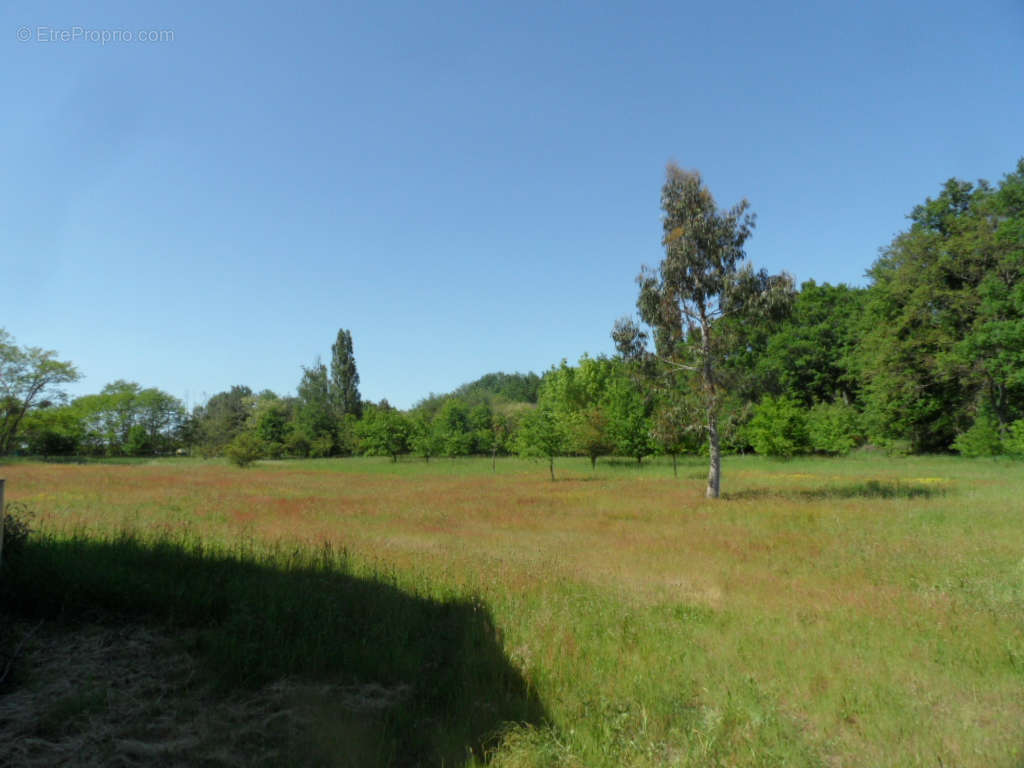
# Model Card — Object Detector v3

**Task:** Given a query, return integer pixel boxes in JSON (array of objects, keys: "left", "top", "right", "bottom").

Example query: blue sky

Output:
[{"left": 3, "top": 0, "right": 1022, "bottom": 409}]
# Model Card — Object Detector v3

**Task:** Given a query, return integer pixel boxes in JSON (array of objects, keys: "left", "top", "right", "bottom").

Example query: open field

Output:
[{"left": 2, "top": 454, "right": 1024, "bottom": 766}]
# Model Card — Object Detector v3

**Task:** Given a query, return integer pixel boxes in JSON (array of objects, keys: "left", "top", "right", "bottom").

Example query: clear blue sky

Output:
[{"left": 4, "top": 0, "right": 1022, "bottom": 409}]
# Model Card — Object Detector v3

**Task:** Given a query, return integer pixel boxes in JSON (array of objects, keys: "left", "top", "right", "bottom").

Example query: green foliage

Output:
[
  {"left": 516, "top": 402, "right": 566, "bottom": 479},
  {"left": 192, "top": 385, "right": 253, "bottom": 455},
  {"left": 224, "top": 431, "right": 264, "bottom": 467},
  {"left": 329, "top": 328, "right": 362, "bottom": 419},
  {"left": 408, "top": 410, "right": 442, "bottom": 461},
  {"left": 436, "top": 398, "right": 473, "bottom": 458},
  {"left": 568, "top": 407, "right": 615, "bottom": 468},
  {"left": 859, "top": 160, "right": 1024, "bottom": 450},
  {"left": 125, "top": 424, "right": 153, "bottom": 456},
  {"left": 250, "top": 393, "right": 292, "bottom": 446},
  {"left": 414, "top": 372, "right": 541, "bottom": 415},
  {"left": 746, "top": 397, "right": 810, "bottom": 457},
  {"left": 73, "top": 381, "right": 186, "bottom": 456},
  {"left": 0, "top": 329, "right": 81, "bottom": 455},
  {"left": 628, "top": 164, "right": 794, "bottom": 496},
  {"left": 309, "top": 434, "right": 335, "bottom": 459},
  {"left": 2, "top": 500, "right": 34, "bottom": 562},
  {"left": 605, "top": 369, "right": 652, "bottom": 464},
  {"left": 1003, "top": 419, "right": 1024, "bottom": 457},
  {"left": 21, "top": 405, "right": 84, "bottom": 456},
  {"left": 357, "top": 404, "right": 410, "bottom": 461},
  {"left": 952, "top": 412, "right": 1004, "bottom": 457},
  {"left": 806, "top": 401, "right": 861, "bottom": 455},
  {"left": 750, "top": 281, "right": 866, "bottom": 406},
  {"left": 296, "top": 360, "right": 335, "bottom": 450},
  {"left": 284, "top": 430, "right": 312, "bottom": 458}
]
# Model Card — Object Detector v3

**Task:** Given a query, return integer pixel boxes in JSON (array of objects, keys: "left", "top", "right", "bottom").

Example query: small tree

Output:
[
  {"left": 570, "top": 407, "right": 615, "bottom": 470},
  {"left": 409, "top": 410, "right": 442, "bottom": 462},
  {"left": 516, "top": 402, "right": 566, "bottom": 481},
  {"left": 651, "top": 399, "right": 695, "bottom": 477},
  {"left": 624, "top": 164, "right": 793, "bottom": 497},
  {"left": 225, "top": 431, "right": 264, "bottom": 467}
]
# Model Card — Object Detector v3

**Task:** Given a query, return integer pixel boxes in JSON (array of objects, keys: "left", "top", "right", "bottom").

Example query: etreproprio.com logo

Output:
[{"left": 17, "top": 25, "right": 175, "bottom": 44}]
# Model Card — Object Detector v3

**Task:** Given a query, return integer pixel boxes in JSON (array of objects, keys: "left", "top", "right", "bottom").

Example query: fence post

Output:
[{"left": 0, "top": 478, "right": 5, "bottom": 571}]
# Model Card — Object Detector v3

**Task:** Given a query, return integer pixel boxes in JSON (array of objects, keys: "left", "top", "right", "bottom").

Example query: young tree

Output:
[
  {"left": 516, "top": 401, "right": 567, "bottom": 481},
  {"left": 0, "top": 329, "right": 81, "bottom": 454},
  {"left": 409, "top": 409, "right": 442, "bottom": 462},
  {"left": 650, "top": 397, "right": 694, "bottom": 477},
  {"left": 605, "top": 366, "right": 653, "bottom": 466},
  {"left": 330, "top": 329, "right": 362, "bottom": 419},
  {"left": 625, "top": 164, "right": 793, "bottom": 497}
]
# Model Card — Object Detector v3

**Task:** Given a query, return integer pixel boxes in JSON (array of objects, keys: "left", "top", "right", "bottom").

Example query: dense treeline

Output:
[{"left": 3, "top": 160, "right": 1023, "bottom": 464}]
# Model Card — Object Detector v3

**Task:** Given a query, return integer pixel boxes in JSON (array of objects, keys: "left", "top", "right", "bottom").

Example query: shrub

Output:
[
  {"left": 224, "top": 432, "right": 264, "bottom": 467},
  {"left": 746, "top": 396, "right": 810, "bottom": 457},
  {"left": 1004, "top": 419, "right": 1024, "bottom": 457},
  {"left": 309, "top": 435, "right": 335, "bottom": 459},
  {"left": 807, "top": 401, "right": 861, "bottom": 455},
  {"left": 952, "top": 412, "right": 1003, "bottom": 457},
  {"left": 284, "top": 431, "right": 311, "bottom": 458},
  {"left": 2, "top": 501, "right": 34, "bottom": 562}
]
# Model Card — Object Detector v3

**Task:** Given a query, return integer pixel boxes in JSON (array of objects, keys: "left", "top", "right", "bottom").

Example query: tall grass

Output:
[
  {"left": 2, "top": 529, "right": 544, "bottom": 766},
  {"left": 3, "top": 454, "right": 1024, "bottom": 766}
]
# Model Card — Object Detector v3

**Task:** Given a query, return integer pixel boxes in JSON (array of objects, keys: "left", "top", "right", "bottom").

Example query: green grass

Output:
[{"left": 3, "top": 453, "right": 1024, "bottom": 766}]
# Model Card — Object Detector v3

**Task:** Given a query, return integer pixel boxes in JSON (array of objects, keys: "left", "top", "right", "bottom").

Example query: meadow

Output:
[{"left": 2, "top": 453, "right": 1023, "bottom": 767}]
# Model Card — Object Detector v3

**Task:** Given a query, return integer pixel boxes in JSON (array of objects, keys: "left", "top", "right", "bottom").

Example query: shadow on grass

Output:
[
  {"left": 1, "top": 534, "right": 547, "bottom": 766},
  {"left": 726, "top": 479, "right": 948, "bottom": 501}
]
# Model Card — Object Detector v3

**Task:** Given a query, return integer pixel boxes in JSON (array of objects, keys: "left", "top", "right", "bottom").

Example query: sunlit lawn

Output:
[{"left": 4, "top": 453, "right": 1023, "bottom": 766}]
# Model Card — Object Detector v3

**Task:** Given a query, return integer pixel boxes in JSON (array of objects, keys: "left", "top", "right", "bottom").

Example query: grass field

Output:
[{"left": 2, "top": 454, "right": 1023, "bottom": 766}]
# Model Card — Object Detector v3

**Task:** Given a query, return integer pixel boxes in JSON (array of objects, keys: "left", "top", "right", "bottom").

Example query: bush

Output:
[
  {"left": 284, "top": 431, "right": 311, "bottom": 458},
  {"left": 2, "top": 501, "right": 34, "bottom": 563},
  {"left": 952, "top": 412, "right": 1003, "bottom": 457},
  {"left": 807, "top": 401, "right": 861, "bottom": 455},
  {"left": 224, "top": 432, "right": 264, "bottom": 467},
  {"left": 746, "top": 397, "right": 810, "bottom": 457},
  {"left": 309, "top": 435, "right": 334, "bottom": 459},
  {"left": 1004, "top": 419, "right": 1024, "bottom": 457}
]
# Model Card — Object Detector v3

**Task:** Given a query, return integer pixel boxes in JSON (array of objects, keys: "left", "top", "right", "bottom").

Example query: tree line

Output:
[{"left": 3, "top": 159, "right": 1023, "bottom": 482}]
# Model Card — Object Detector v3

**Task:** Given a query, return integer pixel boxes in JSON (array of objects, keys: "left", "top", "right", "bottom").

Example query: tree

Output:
[
  {"left": 193, "top": 385, "right": 253, "bottom": 455},
  {"left": 0, "top": 329, "right": 81, "bottom": 455},
  {"left": 650, "top": 397, "right": 695, "bottom": 477},
  {"left": 749, "top": 281, "right": 866, "bottom": 406},
  {"left": 858, "top": 160, "right": 1024, "bottom": 450},
  {"left": 516, "top": 401, "right": 567, "bottom": 481},
  {"left": 72, "top": 382, "right": 186, "bottom": 456},
  {"left": 624, "top": 164, "right": 793, "bottom": 497},
  {"left": 358, "top": 403, "right": 409, "bottom": 462},
  {"left": 21, "top": 403, "right": 84, "bottom": 456},
  {"left": 330, "top": 329, "right": 362, "bottom": 419},
  {"left": 436, "top": 398, "right": 473, "bottom": 458},
  {"left": 541, "top": 356, "right": 618, "bottom": 469},
  {"left": 296, "top": 359, "right": 335, "bottom": 452},
  {"left": 605, "top": 365, "right": 653, "bottom": 465},
  {"left": 409, "top": 409, "right": 442, "bottom": 462}
]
